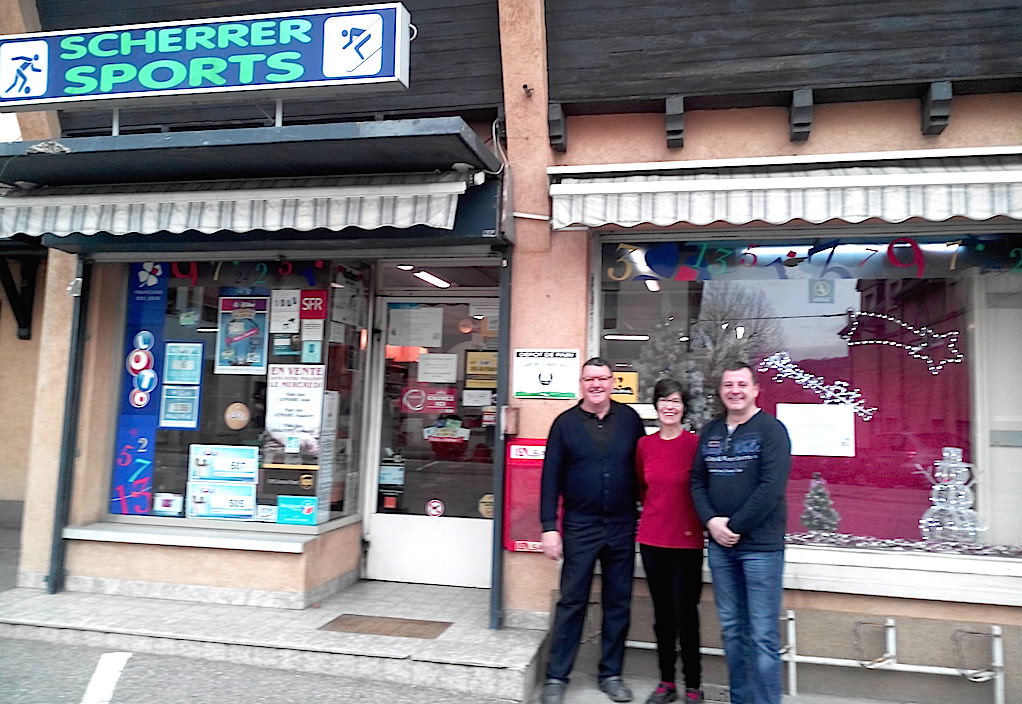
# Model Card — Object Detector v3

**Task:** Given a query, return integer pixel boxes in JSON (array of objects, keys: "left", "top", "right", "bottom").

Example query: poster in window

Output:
[
  {"left": 159, "top": 385, "right": 201, "bottom": 429},
  {"left": 185, "top": 480, "right": 257, "bottom": 520},
  {"left": 215, "top": 297, "right": 269, "bottom": 375},
  {"left": 270, "top": 289, "right": 300, "bottom": 333},
  {"left": 263, "top": 364, "right": 325, "bottom": 469},
  {"left": 387, "top": 305, "right": 443, "bottom": 347},
  {"left": 163, "top": 342, "right": 203, "bottom": 385}
]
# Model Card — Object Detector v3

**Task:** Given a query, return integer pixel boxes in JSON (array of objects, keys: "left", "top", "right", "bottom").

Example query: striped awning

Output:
[
  {"left": 0, "top": 171, "right": 471, "bottom": 237},
  {"left": 549, "top": 153, "right": 1022, "bottom": 230}
]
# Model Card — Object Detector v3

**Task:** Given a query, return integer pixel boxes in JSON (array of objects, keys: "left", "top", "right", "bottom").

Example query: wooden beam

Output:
[
  {"left": 548, "top": 103, "right": 567, "bottom": 152},
  {"left": 665, "top": 96, "right": 685, "bottom": 149},
  {"left": 790, "top": 88, "right": 813, "bottom": 142},
  {"left": 922, "top": 81, "right": 952, "bottom": 135}
]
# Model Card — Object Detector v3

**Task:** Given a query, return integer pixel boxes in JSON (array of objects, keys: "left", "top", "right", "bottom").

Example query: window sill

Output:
[
  {"left": 783, "top": 545, "right": 1022, "bottom": 606},
  {"left": 62, "top": 519, "right": 359, "bottom": 554}
]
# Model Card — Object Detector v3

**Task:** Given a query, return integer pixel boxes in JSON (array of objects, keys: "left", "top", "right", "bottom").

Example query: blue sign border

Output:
[{"left": 0, "top": 3, "right": 409, "bottom": 111}]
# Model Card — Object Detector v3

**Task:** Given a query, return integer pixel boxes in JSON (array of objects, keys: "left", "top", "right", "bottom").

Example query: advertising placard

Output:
[
  {"left": 188, "top": 444, "right": 260, "bottom": 482},
  {"left": 159, "top": 385, "right": 201, "bottom": 429},
  {"left": 400, "top": 386, "right": 457, "bottom": 414},
  {"left": 276, "top": 495, "right": 319, "bottom": 525},
  {"left": 186, "top": 480, "right": 257, "bottom": 520},
  {"left": 110, "top": 262, "right": 168, "bottom": 515},
  {"left": 263, "top": 364, "right": 325, "bottom": 468},
  {"left": 163, "top": 342, "right": 203, "bottom": 385},
  {"left": 503, "top": 438, "right": 546, "bottom": 552},
  {"left": 215, "top": 296, "right": 268, "bottom": 375},
  {"left": 465, "top": 350, "right": 498, "bottom": 376},
  {"left": 0, "top": 4, "right": 411, "bottom": 112}
]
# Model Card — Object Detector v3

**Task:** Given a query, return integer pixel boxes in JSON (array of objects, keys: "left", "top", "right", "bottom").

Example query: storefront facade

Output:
[{"left": 1, "top": 0, "right": 1020, "bottom": 700}]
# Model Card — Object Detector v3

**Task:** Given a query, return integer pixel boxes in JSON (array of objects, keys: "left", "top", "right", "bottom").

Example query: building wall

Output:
[
  {"left": 0, "top": 0, "right": 61, "bottom": 505},
  {"left": 0, "top": 259, "right": 43, "bottom": 501}
]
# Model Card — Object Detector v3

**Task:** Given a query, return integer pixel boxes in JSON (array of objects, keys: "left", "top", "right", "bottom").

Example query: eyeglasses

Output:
[
  {"left": 580, "top": 375, "right": 614, "bottom": 383},
  {"left": 656, "top": 398, "right": 683, "bottom": 406}
]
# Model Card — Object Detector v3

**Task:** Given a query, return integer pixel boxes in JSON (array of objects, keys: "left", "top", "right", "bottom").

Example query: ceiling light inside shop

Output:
[
  {"left": 396, "top": 264, "right": 414, "bottom": 271},
  {"left": 604, "top": 334, "right": 650, "bottom": 341},
  {"left": 644, "top": 279, "right": 661, "bottom": 292},
  {"left": 414, "top": 270, "right": 452, "bottom": 288}
]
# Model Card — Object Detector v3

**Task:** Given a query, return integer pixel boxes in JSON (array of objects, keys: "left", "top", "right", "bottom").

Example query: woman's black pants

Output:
[{"left": 639, "top": 543, "right": 704, "bottom": 688}]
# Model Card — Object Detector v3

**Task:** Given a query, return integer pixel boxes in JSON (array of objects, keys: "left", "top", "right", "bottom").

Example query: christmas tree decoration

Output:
[
  {"left": 801, "top": 472, "right": 840, "bottom": 532},
  {"left": 758, "top": 351, "right": 877, "bottom": 421},
  {"left": 917, "top": 447, "right": 986, "bottom": 543},
  {"left": 838, "top": 310, "right": 964, "bottom": 375}
]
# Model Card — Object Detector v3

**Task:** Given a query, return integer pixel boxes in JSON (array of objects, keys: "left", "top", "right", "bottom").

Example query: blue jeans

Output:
[{"left": 707, "top": 543, "right": 784, "bottom": 704}]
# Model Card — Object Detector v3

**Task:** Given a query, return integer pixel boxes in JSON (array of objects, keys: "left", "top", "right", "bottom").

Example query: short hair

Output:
[
  {"left": 719, "top": 360, "right": 759, "bottom": 385},
  {"left": 581, "top": 356, "right": 612, "bottom": 373},
  {"left": 652, "top": 377, "right": 688, "bottom": 405}
]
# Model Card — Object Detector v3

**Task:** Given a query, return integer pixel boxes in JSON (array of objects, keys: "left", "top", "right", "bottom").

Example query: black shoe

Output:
[
  {"left": 599, "top": 676, "right": 633, "bottom": 702},
  {"left": 541, "top": 678, "right": 567, "bottom": 704}
]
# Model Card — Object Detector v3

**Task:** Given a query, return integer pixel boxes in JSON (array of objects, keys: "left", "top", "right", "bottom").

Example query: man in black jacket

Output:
[
  {"left": 539, "top": 357, "right": 646, "bottom": 704},
  {"left": 690, "top": 361, "right": 791, "bottom": 704}
]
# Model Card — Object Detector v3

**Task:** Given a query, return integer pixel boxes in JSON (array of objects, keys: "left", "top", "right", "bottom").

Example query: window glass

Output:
[
  {"left": 110, "top": 259, "right": 370, "bottom": 526},
  {"left": 601, "top": 236, "right": 1022, "bottom": 556}
]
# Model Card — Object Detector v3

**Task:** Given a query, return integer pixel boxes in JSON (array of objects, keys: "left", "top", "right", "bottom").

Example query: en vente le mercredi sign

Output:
[{"left": 0, "top": 3, "right": 410, "bottom": 111}]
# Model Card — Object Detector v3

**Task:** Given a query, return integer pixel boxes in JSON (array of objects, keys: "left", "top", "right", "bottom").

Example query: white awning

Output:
[
  {"left": 549, "top": 153, "right": 1022, "bottom": 230},
  {"left": 0, "top": 171, "right": 470, "bottom": 237}
]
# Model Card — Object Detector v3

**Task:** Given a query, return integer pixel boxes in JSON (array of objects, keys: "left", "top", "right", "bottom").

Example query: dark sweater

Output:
[
  {"left": 540, "top": 400, "right": 646, "bottom": 532},
  {"left": 690, "top": 409, "right": 792, "bottom": 551}
]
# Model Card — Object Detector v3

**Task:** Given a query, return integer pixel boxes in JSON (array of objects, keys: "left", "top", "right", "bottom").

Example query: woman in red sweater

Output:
[{"left": 636, "top": 378, "right": 705, "bottom": 704}]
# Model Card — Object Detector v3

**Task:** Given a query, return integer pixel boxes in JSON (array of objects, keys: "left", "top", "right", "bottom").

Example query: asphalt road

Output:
[{"left": 0, "top": 638, "right": 513, "bottom": 704}]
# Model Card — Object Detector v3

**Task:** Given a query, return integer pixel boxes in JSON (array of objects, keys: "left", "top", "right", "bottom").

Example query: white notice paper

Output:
[
  {"left": 417, "top": 353, "right": 458, "bottom": 383},
  {"left": 270, "top": 290, "right": 300, "bottom": 333},
  {"left": 387, "top": 306, "right": 443, "bottom": 347},
  {"left": 775, "top": 403, "right": 855, "bottom": 457},
  {"left": 462, "top": 389, "right": 494, "bottom": 407}
]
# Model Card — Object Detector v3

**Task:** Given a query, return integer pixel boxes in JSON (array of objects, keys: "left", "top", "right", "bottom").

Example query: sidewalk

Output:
[{"left": 0, "top": 523, "right": 909, "bottom": 704}]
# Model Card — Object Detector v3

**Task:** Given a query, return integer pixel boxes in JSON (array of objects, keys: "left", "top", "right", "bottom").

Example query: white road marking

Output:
[{"left": 80, "top": 651, "right": 132, "bottom": 704}]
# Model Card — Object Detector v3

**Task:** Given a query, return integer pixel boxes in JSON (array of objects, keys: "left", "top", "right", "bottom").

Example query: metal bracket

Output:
[
  {"left": 548, "top": 102, "right": 567, "bottom": 153},
  {"left": 665, "top": 96, "right": 685, "bottom": 149},
  {"left": 0, "top": 256, "right": 39, "bottom": 339},
  {"left": 790, "top": 88, "right": 813, "bottom": 142},
  {"left": 922, "top": 81, "right": 952, "bottom": 135}
]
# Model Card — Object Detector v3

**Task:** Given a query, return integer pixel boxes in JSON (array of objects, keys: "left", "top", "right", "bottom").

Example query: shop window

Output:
[
  {"left": 110, "top": 259, "right": 370, "bottom": 526},
  {"left": 601, "top": 236, "right": 1022, "bottom": 556}
]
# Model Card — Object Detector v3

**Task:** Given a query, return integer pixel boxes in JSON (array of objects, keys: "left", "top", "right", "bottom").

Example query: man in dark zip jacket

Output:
[
  {"left": 690, "top": 361, "right": 791, "bottom": 704},
  {"left": 539, "top": 357, "right": 646, "bottom": 704}
]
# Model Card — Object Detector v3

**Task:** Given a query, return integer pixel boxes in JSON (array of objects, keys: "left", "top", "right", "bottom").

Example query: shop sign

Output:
[
  {"left": 512, "top": 349, "right": 580, "bottom": 399},
  {"left": 110, "top": 262, "right": 168, "bottom": 515},
  {"left": 400, "top": 386, "right": 458, "bottom": 414},
  {"left": 0, "top": 4, "right": 410, "bottom": 111}
]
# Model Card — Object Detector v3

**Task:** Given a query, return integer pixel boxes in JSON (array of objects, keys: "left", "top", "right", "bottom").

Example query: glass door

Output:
[{"left": 365, "top": 298, "right": 499, "bottom": 587}]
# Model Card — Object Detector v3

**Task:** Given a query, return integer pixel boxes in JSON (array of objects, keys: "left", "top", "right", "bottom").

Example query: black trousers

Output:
[
  {"left": 546, "top": 521, "right": 636, "bottom": 682},
  {"left": 639, "top": 543, "right": 704, "bottom": 689}
]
